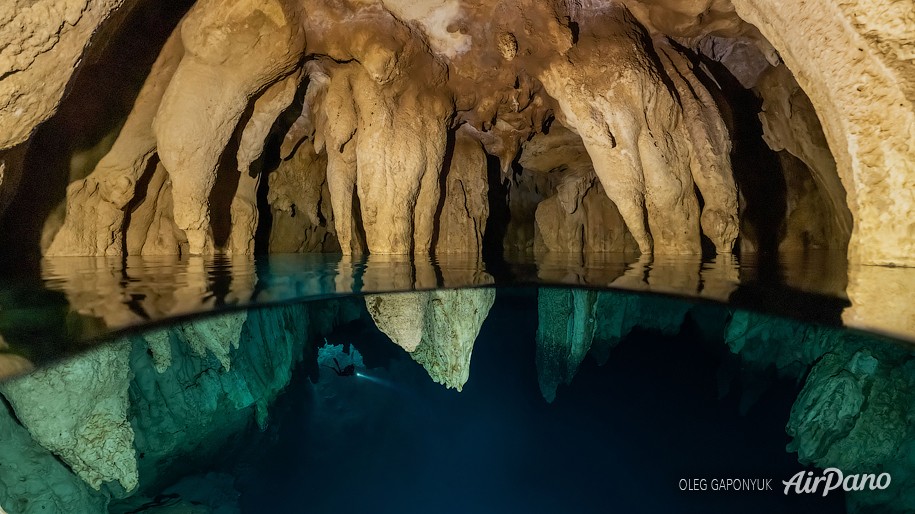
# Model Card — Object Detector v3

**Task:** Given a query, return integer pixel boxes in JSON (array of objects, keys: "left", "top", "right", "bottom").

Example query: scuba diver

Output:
[{"left": 324, "top": 358, "right": 356, "bottom": 377}]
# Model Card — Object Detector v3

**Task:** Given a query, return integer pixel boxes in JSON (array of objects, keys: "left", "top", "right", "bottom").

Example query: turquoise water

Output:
[{"left": 0, "top": 253, "right": 913, "bottom": 513}]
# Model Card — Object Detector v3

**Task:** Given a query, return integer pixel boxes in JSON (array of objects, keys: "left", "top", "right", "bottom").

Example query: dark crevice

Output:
[
  {"left": 121, "top": 155, "right": 160, "bottom": 257},
  {"left": 430, "top": 129, "right": 457, "bottom": 256},
  {"left": 696, "top": 55, "right": 787, "bottom": 265},
  {"left": 481, "top": 153, "right": 513, "bottom": 280}
]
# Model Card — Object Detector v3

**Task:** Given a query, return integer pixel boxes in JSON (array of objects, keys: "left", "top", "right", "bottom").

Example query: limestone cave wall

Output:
[{"left": 1, "top": 0, "right": 912, "bottom": 265}]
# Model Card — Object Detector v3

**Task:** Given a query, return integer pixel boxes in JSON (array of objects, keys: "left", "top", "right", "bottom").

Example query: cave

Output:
[
  {"left": 1, "top": 1, "right": 915, "bottom": 513},
  {"left": 5, "top": 0, "right": 907, "bottom": 268}
]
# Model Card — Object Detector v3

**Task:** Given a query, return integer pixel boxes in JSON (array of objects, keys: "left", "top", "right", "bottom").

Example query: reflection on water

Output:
[
  {"left": 2, "top": 250, "right": 914, "bottom": 375},
  {"left": 0, "top": 287, "right": 913, "bottom": 513}
]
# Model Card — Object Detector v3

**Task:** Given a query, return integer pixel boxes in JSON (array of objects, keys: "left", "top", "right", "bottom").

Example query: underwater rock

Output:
[
  {"left": 787, "top": 347, "right": 910, "bottom": 471},
  {"left": 0, "top": 339, "right": 137, "bottom": 494},
  {"left": 365, "top": 292, "right": 428, "bottom": 352},
  {"left": 177, "top": 310, "right": 247, "bottom": 371},
  {"left": 0, "top": 400, "right": 109, "bottom": 514},
  {"left": 536, "top": 288, "right": 598, "bottom": 403},
  {"left": 109, "top": 472, "right": 241, "bottom": 514},
  {"left": 366, "top": 289, "right": 495, "bottom": 391},
  {"left": 724, "top": 310, "right": 835, "bottom": 378},
  {"left": 590, "top": 290, "right": 693, "bottom": 366},
  {"left": 128, "top": 300, "right": 359, "bottom": 493},
  {"left": 0, "top": 334, "right": 33, "bottom": 380},
  {"left": 409, "top": 289, "right": 496, "bottom": 391},
  {"left": 317, "top": 343, "right": 364, "bottom": 377}
]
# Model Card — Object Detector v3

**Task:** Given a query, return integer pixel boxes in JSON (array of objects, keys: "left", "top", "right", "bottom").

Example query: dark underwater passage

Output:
[{"left": 1, "top": 286, "right": 912, "bottom": 514}]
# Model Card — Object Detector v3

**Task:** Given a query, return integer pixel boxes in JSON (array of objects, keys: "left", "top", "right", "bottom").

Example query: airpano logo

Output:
[{"left": 782, "top": 468, "right": 891, "bottom": 496}]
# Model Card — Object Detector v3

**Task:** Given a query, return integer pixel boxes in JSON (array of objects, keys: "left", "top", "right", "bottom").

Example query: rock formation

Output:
[
  {"left": 0, "top": 297, "right": 361, "bottom": 511},
  {"left": 0, "top": 339, "right": 137, "bottom": 493},
  {"left": 730, "top": 0, "right": 915, "bottom": 266},
  {"left": 6, "top": 0, "right": 906, "bottom": 266},
  {"left": 365, "top": 288, "right": 495, "bottom": 391},
  {"left": 536, "top": 288, "right": 599, "bottom": 402},
  {"left": 725, "top": 310, "right": 915, "bottom": 513},
  {"left": 0, "top": 400, "right": 108, "bottom": 513}
]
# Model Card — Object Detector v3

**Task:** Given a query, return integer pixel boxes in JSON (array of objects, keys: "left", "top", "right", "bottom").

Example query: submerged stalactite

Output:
[{"left": 365, "top": 289, "right": 495, "bottom": 391}]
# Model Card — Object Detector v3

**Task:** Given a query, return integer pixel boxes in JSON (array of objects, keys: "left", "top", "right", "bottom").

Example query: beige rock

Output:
[
  {"left": 349, "top": 67, "right": 451, "bottom": 255},
  {"left": 123, "top": 162, "right": 187, "bottom": 255},
  {"left": 318, "top": 64, "right": 363, "bottom": 255},
  {"left": 228, "top": 70, "right": 303, "bottom": 255},
  {"left": 535, "top": 171, "right": 637, "bottom": 254},
  {"left": 154, "top": 0, "right": 306, "bottom": 255},
  {"left": 656, "top": 39, "right": 739, "bottom": 253},
  {"left": 435, "top": 128, "right": 489, "bottom": 254},
  {"left": 0, "top": 144, "right": 27, "bottom": 224},
  {"left": 5, "top": 0, "right": 914, "bottom": 270},
  {"left": 521, "top": 109, "right": 637, "bottom": 254},
  {"left": 731, "top": 0, "right": 915, "bottom": 266},
  {"left": 267, "top": 140, "right": 338, "bottom": 253},
  {"left": 756, "top": 64, "right": 852, "bottom": 250},
  {"left": 46, "top": 30, "right": 183, "bottom": 257},
  {"left": 539, "top": 5, "right": 703, "bottom": 255},
  {"left": 0, "top": 0, "right": 128, "bottom": 149},
  {"left": 504, "top": 170, "right": 552, "bottom": 256},
  {"left": 777, "top": 152, "right": 849, "bottom": 252}
]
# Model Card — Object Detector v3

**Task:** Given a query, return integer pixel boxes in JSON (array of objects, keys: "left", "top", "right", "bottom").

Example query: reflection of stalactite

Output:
[{"left": 366, "top": 289, "right": 495, "bottom": 391}]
